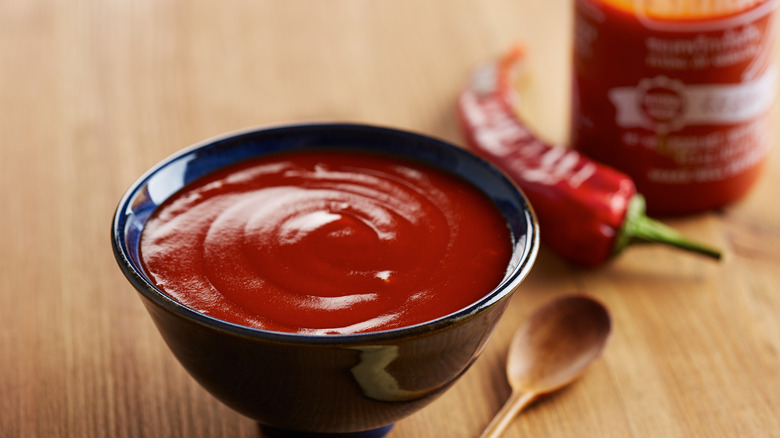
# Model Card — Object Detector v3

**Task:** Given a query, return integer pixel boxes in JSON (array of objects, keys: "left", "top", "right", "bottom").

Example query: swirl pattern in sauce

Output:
[{"left": 140, "top": 150, "right": 511, "bottom": 334}]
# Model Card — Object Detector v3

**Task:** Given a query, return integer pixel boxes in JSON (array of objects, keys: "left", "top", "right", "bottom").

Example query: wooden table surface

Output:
[{"left": 3, "top": 1, "right": 780, "bottom": 437}]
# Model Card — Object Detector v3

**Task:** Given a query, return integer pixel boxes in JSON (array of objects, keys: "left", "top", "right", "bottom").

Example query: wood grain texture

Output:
[{"left": 1, "top": 0, "right": 778, "bottom": 437}]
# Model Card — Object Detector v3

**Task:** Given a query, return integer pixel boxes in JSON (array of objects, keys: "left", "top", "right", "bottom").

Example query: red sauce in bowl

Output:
[{"left": 140, "top": 150, "right": 512, "bottom": 335}]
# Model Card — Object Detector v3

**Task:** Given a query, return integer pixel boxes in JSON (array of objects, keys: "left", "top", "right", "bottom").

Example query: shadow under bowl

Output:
[{"left": 111, "top": 123, "right": 539, "bottom": 437}]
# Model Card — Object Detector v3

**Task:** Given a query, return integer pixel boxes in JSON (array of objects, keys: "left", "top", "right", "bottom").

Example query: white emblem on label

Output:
[{"left": 608, "top": 67, "right": 777, "bottom": 134}]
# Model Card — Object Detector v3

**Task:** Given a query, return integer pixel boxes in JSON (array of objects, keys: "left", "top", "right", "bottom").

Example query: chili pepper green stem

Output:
[{"left": 615, "top": 195, "right": 722, "bottom": 260}]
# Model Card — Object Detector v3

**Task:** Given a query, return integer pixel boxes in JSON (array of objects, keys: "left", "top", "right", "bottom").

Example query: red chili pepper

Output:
[{"left": 457, "top": 45, "right": 721, "bottom": 267}]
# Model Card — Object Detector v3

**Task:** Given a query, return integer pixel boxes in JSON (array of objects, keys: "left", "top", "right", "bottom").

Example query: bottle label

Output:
[{"left": 609, "top": 67, "right": 776, "bottom": 134}]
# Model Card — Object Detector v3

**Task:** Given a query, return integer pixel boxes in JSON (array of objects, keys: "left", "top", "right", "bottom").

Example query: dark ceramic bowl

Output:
[{"left": 111, "top": 123, "right": 539, "bottom": 438}]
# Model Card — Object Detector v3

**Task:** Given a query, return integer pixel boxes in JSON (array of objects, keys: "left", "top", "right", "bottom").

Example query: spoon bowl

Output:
[{"left": 481, "top": 294, "right": 612, "bottom": 438}]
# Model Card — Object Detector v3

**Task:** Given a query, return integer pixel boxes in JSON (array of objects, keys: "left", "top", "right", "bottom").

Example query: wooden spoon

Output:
[{"left": 480, "top": 294, "right": 612, "bottom": 438}]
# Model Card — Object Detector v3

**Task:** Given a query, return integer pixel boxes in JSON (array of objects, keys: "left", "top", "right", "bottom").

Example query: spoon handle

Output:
[{"left": 479, "top": 390, "right": 536, "bottom": 438}]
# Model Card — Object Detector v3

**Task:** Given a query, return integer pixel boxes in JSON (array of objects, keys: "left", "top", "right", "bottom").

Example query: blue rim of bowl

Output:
[{"left": 111, "top": 122, "right": 539, "bottom": 344}]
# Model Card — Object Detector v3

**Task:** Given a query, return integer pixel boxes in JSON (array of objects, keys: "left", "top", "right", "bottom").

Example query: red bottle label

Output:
[{"left": 571, "top": 0, "right": 778, "bottom": 214}]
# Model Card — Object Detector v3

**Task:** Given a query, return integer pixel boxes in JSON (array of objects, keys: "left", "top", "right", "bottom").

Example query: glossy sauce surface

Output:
[{"left": 140, "top": 150, "right": 512, "bottom": 335}]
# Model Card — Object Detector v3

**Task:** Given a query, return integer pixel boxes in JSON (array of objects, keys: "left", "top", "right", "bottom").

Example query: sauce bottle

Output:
[{"left": 571, "top": 0, "right": 778, "bottom": 214}]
